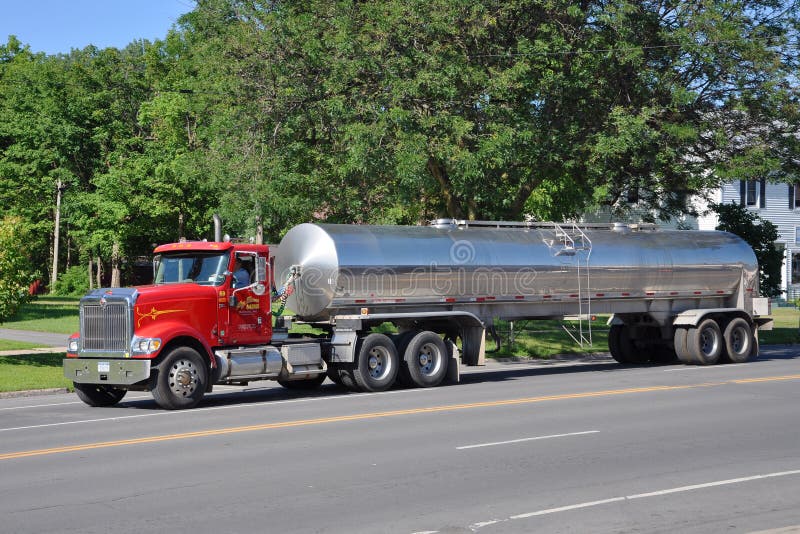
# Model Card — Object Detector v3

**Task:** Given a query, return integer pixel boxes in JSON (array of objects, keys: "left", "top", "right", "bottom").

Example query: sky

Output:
[{"left": 1, "top": 0, "right": 193, "bottom": 55}]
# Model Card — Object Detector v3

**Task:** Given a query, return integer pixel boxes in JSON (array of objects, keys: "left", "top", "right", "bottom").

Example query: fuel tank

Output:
[{"left": 274, "top": 222, "right": 758, "bottom": 320}]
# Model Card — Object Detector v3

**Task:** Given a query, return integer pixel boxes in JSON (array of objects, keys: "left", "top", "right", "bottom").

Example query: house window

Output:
[
  {"left": 796, "top": 227, "right": 800, "bottom": 246},
  {"left": 791, "top": 184, "right": 800, "bottom": 209},
  {"left": 793, "top": 252, "right": 800, "bottom": 285},
  {"left": 740, "top": 179, "right": 766, "bottom": 208},
  {"left": 746, "top": 181, "right": 758, "bottom": 205}
]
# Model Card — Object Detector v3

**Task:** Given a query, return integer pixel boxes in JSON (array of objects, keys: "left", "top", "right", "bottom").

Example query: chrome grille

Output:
[{"left": 81, "top": 302, "right": 131, "bottom": 352}]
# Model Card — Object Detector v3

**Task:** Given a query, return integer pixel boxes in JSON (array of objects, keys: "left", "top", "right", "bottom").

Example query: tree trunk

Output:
[
  {"left": 178, "top": 212, "right": 185, "bottom": 241},
  {"left": 96, "top": 257, "right": 102, "bottom": 288},
  {"left": 111, "top": 242, "right": 121, "bottom": 288},
  {"left": 50, "top": 178, "right": 63, "bottom": 292},
  {"left": 256, "top": 215, "right": 264, "bottom": 245},
  {"left": 88, "top": 256, "right": 94, "bottom": 290}
]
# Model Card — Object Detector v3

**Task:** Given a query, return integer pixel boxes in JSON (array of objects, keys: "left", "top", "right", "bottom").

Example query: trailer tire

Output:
[
  {"left": 609, "top": 325, "right": 648, "bottom": 364},
  {"left": 393, "top": 330, "right": 420, "bottom": 387},
  {"left": 400, "top": 331, "right": 448, "bottom": 388},
  {"left": 351, "top": 333, "right": 398, "bottom": 392},
  {"left": 608, "top": 325, "right": 627, "bottom": 363},
  {"left": 673, "top": 327, "right": 693, "bottom": 364},
  {"left": 723, "top": 318, "right": 755, "bottom": 364},
  {"left": 151, "top": 346, "right": 207, "bottom": 409},
  {"left": 73, "top": 383, "right": 127, "bottom": 407},
  {"left": 686, "top": 319, "right": 722, "bottom": 365},
  {"left": 277, "top": 374, "right": 326, "bottom": 390}
]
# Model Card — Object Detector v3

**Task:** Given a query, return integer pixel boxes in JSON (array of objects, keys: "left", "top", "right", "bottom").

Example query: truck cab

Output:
[{"left": 64, "top": 241, "right": 278, "bottom": 409}]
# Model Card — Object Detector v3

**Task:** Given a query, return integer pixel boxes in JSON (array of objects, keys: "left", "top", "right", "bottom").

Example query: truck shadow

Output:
[{"left": 115, "top": 344, "right": 798, "bottom": 410}]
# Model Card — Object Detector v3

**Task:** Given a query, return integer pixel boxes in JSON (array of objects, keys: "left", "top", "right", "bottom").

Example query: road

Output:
[{"left": 1, "top": 347, "right": 799, "bottom": 534}]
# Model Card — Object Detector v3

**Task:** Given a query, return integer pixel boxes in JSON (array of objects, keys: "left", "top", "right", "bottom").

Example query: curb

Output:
[
  {"left": 0, "top": 348, "right": 67, "bottom": 357},
  {"left": 0, "top": 388, "right": 70, "bottom": 399}
]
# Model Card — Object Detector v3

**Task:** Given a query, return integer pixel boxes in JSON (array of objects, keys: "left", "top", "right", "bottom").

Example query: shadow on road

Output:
[{"left": 109, "top": 344, "right": 799, "bottom": 411}]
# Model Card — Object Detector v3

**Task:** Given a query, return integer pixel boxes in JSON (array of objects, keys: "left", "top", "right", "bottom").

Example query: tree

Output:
[
  {"left": 0, "top": 217, "right": 37, "bottom": 322},
  {"left": 712, "top": 202, "right": 783, "bottom": 298}
]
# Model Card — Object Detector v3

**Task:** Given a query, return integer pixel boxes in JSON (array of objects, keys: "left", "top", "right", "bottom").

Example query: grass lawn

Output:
[
  {"left": 0, "top": 339, "right": 46, "bottom": 351},
  {"left": 0, "top": 353, "right": 71, "bottom": 393},
  {"left": 2, "top": 297, "right": 79, "bottom": 334},
  {"left": 759, "top": 307, "right": 800, "bottom": 345}
]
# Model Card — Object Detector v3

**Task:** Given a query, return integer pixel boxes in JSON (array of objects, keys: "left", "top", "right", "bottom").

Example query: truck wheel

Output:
[
  {"left": 686, "top": 319, "right": 722, "bottom": 365},
  {"left": 723, "top": 318, "right": 754, "bottom": 363},
  {"left": 609, "top": 325, "right": 648, "bottom": 364},
  {"left": 326, "top": 364, "right": 344, "bottom": 386},
  {"left": 608, "top": 325, "right": 627, "bottom": 363},
  {"left": 73, "top": 383, "right": 127, "bottom": 407},
  {"left": 152, "top": 346, "right": 207, "bottom": 409},
  {"left": 399, "top": 331, "right": 448, "bottom": 388},
  {"left": 393, "top": 330, "right": 420, "bottom": 387},
  {"left": 277, "top": 374, "right": 326, "bottom": 390},
  {"left": 673, "top": 327, "right": 694, "bottom": 364},
  {"left": 351, "top": 333, "right": 398, "bottom": 392}
]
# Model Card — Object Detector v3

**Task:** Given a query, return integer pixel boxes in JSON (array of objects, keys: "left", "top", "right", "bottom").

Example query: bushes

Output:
[
  {"left": 51, "top": 266, "right": 90, "bottom": 297},
  {"left": 0, "top": 217, "right": 37, "bottom": 322}
]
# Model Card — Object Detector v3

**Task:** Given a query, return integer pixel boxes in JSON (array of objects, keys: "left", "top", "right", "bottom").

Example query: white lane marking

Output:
[
  {"left": 0, "top": 386, "right": 441, "bottom": 432},
  {"left": 457, "top": 430, "right": 599, "bottom": 450},
  {"left": 0, "top": 394, "right": 152, "bottom": 411},
  {"left": 461, "top": 469, "right": 800, "bottom": 530}
]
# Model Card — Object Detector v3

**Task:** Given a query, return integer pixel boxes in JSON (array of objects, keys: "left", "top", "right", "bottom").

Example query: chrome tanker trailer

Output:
[{"left": 276, "top": 220, "right": 772, "bottom": 391}]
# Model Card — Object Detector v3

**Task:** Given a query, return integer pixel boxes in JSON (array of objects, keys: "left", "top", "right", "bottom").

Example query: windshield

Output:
[{"left": 153, "top": 251, "right": 230, "bottom": 286}]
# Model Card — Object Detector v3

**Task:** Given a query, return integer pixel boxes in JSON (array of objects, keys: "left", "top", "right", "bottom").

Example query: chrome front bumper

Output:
[{"left": 64, "top": 358, "right": 151, "bottom": 385}]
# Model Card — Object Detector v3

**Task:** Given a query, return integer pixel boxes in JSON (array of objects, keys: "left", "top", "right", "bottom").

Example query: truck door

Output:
[{"left": 227, "top": 252, "right": 271, "bottom": 345}]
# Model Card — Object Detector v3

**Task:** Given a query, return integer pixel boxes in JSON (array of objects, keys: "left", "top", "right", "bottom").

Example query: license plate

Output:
[{"left": 97, "top": 361, "right": 110, "bottom": 373}]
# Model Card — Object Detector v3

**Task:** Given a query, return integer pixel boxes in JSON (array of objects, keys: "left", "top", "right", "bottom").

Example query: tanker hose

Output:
[{"left": 271, "top": 271, "right": 298, "bottom": 317}]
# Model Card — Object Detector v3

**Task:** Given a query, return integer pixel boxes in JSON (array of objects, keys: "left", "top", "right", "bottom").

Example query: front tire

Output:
[
  {"left": 74, "top": 383, "right": 127, "bottom": 407},
  {"left": 152, "top": 346, "right": 207, "bottom": 409}
]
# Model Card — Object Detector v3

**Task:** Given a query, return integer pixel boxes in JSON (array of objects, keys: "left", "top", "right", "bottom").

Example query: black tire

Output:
[
  {"left": 686, "top": 318, "right": 723, "bottom": 365},
  {"left": 609, "top": 325, "right": 649, "bottom": 364},
  {"left": 326, "top": 363, "right": 344, "bottom": 386},
  {"left": 393, "top": 330, "right": 421, "bottom": 387},
  {"left": 73, "top": 383, "right": 127, "bottom": 407},
  {"left": 152, "top": 346, "right": 207, "bottom": 409},
  {"left": 400, "top": 331, "right": 448, "bottom": 388},
  {"left": 723, "top": 318, "right": 755, "bottom": 363},
  {"left": 674, "top": 327, "right": 693, "bottom": 364},
  {"left": 608, "top": 325, "right": 628, "bottom": 363},
  {"left": 277, "top": 374, "right": 326, "bottom": 390},
  {"left": 351, "top": 333, "right": 399, "bottom": 392}
]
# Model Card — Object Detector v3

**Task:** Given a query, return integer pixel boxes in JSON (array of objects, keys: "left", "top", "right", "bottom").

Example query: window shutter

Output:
[
  {"left": 790, "top": 184, "right": 795, "bottom": 210},
  {"left": 759, "top": 179, "right": 766, "bottom": 208},
  {"left": 740, "top": 181, "right": 746, "bottom": 206}
]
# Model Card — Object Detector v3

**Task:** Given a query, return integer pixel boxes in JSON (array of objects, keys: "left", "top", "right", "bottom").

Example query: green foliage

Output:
[
  {"left": 51, "top": 266, "right": 89, "bottom": 297},
  {"left": 1, "top": 2, "right": 798, "bottom": 275},
  {"left": 711, "top": 202, "right": 784, "bottom": 298},
  {"left": 0, "top": 216, "right": 37, "bottom": 322}
]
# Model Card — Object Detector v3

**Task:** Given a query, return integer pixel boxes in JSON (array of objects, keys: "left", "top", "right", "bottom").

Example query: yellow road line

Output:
[{"left": 2, "top": 374, "right": 798, "bottom": 461}]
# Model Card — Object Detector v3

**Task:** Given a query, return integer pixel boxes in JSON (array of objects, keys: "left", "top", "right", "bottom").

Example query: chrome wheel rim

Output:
[{"left": 169, "top": 359, "right": 199, "bottom": 397}]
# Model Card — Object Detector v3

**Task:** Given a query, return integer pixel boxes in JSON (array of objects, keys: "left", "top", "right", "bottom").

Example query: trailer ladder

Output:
[{"left": 547, "top": 223, "right": 593, "bottom": 348}]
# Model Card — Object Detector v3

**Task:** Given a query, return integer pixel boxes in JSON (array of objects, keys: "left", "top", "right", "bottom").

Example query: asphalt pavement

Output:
[{"left": 1, "top": 345, "right": 799, "bottom": 533}]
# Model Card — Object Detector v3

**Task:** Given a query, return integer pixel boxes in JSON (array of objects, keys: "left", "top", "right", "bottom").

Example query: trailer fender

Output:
[{"left": 671, "top": 309, "right": 753, "bottom": 328}]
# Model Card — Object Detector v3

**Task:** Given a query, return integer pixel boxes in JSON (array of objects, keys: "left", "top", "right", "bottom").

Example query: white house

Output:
[{"left": 696, "top": 180, "right": 800, "bottom": 300}]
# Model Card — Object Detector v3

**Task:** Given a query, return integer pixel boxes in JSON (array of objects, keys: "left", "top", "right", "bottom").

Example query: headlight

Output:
[
  {"left": 131, "top": 337, "right": 162, "bottom": 355},
  {"left": 68, "top": 338, "right": 79, "bottom": 352}
]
